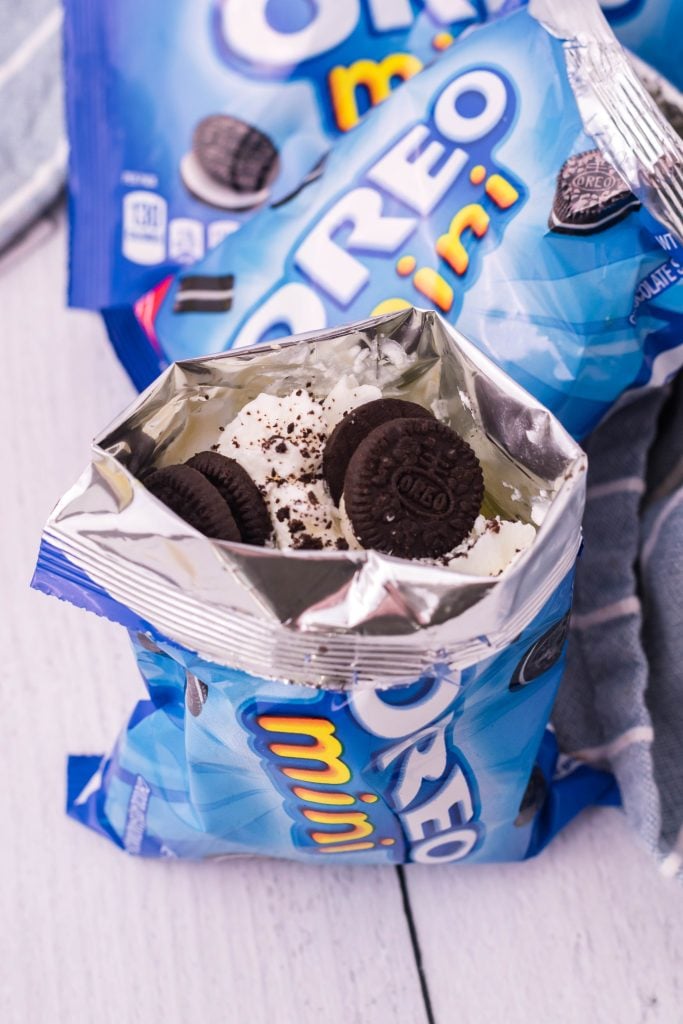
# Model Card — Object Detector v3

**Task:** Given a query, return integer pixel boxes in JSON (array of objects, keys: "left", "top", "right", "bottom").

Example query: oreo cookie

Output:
[
  {"left": 173, "top": 274, "right": 234, "bottom": 314},
  {"left": 344, "top": 417, "right": 484, "bottom": 559},
  {"left": 145, "top": 464, "right": 241, "bottom": 541},
  {"left": 514, "top": 766, "right": 547, "bottom": 827},
  {"left": 186, "top": 451, "right": 271, "bottom": 546},
  {"left": 185, "top": 671, "right": 209, "bottom": 718},
  {"left": 509, "top": 614, "right": 570, "bottom": 691},
  {"left": 323, "top": 398, "right": 434, "bottom": 505},
  {"left": 549, "top": 149, "right": 640, "bottom": 235},
  {"left": 180, "top": 115, "right": 280, "bottom": 211}
]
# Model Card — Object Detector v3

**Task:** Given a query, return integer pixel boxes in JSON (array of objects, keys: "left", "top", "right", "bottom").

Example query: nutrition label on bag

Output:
[{"left": 122, "top": 191, "right": 168, "bottom": 266}]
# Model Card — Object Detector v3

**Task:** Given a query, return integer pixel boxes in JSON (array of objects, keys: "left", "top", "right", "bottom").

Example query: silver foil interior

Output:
[
  {"left": 532, "top": 0, "right": 683, "bottom": 244},
  {"left": 45, "top": 309, "right": 586, "bottom": 689}
]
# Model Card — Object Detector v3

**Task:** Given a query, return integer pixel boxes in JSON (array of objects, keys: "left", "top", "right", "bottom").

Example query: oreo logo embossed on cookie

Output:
[
  {"left": 344, "top": 417, "right": 484, "bottom": 559},
  {"left": 323, "top": 398, "right": 434, "bottom": 505},
  {"left": 549, "top": 149, "right": 640, "bottom": 234},
  {"left": 180, "top": 114, "right": 280, "bottom": 211}
]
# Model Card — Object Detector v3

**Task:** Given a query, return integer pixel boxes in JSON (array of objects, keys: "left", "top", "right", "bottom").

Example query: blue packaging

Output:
[
  {"left": 33, "top": 309, "right": 619, "bottom": 863},
  {"left": 602, "top": 0, "right": 683, "bottom": 91},
  {"left": 106, "top": 3, "right": 683, "bottom": 436},
  {"left": 57, "top": 584, "right": 616, "bottom": 864},
  {"left": 65, "top": 0, "right": 522, "bottom": 311}
]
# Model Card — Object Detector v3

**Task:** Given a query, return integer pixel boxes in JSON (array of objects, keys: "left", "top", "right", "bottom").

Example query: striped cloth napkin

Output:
[
  {"left": 0, "top": 2, "right": 65, "bottom": 251},
  {"left": 554, "top": 373, "right": 683, "bottom": 882}
]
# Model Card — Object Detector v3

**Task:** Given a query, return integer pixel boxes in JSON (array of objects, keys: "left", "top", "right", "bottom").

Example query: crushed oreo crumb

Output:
[{"left": 296, "top": 533, "right": 323, "bottom": 550}]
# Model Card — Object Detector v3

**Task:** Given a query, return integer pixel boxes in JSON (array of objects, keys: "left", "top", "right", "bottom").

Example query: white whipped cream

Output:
[
  {"left": 218, "top": 378, "right": 379, "bottom": 550},
  {"left": 216, "top": 380, "right": 536, "bottom": 572},
  {"left": 446, "top": 516, "right": 536, "bottom": 576}
]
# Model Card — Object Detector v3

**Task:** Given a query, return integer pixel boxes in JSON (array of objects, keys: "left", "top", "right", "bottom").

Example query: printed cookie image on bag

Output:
[
  {"left": 64, "top": 0, "right": 523, "bottom": 308},
  {"left": 109, "top": 1, "right": 683, "bottom": 438}
]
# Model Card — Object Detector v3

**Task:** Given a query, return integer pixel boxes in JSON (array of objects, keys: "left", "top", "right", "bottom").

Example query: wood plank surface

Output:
[
  {"left": 406, "top": 807, "right": 683, "bottom": 1024},
  {"left": 0, "top": 215, "right": 428, "bottom": 1024}
]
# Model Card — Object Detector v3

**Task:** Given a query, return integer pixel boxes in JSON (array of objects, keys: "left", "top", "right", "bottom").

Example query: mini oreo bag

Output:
[
  {"left": 109, "top": 0, "right": 683, "bottom": 438},
  {"left": 33, "top": 309, "right": 617, "bottom": 864},
  {"left": 65, "top": 0, "right": 522, "bottom": 311}
]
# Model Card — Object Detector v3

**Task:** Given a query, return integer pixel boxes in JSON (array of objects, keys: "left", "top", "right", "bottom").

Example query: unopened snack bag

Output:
[
  {"left": 34, "top": 310, "right": 617, "bottom": 863},
  {"left": 107, "top": 0, "right": 683, "bottom": 440},
  {"left": 65, "top": 0, "right": 522, "bottom": 310}
]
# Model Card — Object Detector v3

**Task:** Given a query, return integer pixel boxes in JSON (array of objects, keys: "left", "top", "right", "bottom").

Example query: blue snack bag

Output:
[
  {"left": 110, "top": 0, "right": 683, "bottom": 437},
  {"left": 33, "top": 309, "right": 618, "bottom": 863},
  {"left": 65, "top": 0, "right": 523, "bottom": 310},
  {"left": 601, "top": 0, "right": 683, "bottom": 91}
]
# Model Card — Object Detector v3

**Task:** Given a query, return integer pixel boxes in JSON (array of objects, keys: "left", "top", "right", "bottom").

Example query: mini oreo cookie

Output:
[
  {"left": 173, "top": 273, "right": 234, "bottom": 315},
  {"left": 180, "top": 114, "right": 279, "bottom": 211},
  {"left": 186, "top": 451, "right": 271, "bottom": 546},
  {"left": 323, "top": 398, "right": 434, "bottom": 505},
  {"left": 344, "top": 417, "right": 484, "bottom": 559},
  {"left": 145, "top": 464, "right": 241, "bottom": 542},
  {"left": 549, "top": 149, "right": 640, "bottom": 235}
]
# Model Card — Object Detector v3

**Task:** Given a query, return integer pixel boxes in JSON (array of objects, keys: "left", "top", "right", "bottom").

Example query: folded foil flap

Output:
[{"left": 43, "top": 308, "right": 586, "bottom": 686}]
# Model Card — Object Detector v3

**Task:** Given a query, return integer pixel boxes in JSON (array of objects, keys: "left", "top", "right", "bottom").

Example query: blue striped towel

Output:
[{"left": 554, "top": 375, "right": 683, "bottom": 881}]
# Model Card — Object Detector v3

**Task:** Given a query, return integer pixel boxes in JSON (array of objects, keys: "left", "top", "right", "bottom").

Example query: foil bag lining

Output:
[
  {"left": 45, "top": 309, "right": 585, "bottom": 688},
  {"left": 532, "top": 0, "right": 683, "bottom": 243}
]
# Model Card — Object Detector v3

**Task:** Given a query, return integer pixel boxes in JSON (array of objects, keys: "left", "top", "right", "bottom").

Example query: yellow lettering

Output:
[
  {"left": 436, "top": 203, "right": 490, "bottom": 276},
  {"left": 371, "top": 297, "right": 412, "bottom": 316},
  {"left": 329, "top": 54, "right": 423, "bottom": 132},
  {"left": 292, "top": 786, "right": 354, "bottom": 805},
  {"left": 302, "top": 808, "right": 374, "bottom": 845},
  {"left": 257, "top": 716, "right": 351, "bottom": 785},
  {"left": 485, "top": 174, "right": 519, "bottom": 209},
  {"left": 412, "top": 267, "right": 453, "bottom": 312},
  {"left": 320, "top": 842, "right": 376, "bottom": 854}
]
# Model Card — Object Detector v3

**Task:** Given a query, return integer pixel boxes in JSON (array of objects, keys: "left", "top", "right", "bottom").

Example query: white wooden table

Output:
[{"left": 1, "top": 212, "right": 681, "bottom": 1024}]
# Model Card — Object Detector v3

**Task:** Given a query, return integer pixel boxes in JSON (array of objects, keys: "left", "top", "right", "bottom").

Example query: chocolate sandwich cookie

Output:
[
  {"left": 174, "top": 273, "right": 234, "bottom": 314},
  {"left": 509, "top": 614, "right": 570, "bottom": 691},
  {"left": 323, "top": 398, "right": 434, "bottom": 505},
  {"left": 185, "top": 671, "right": 209, "bottom": 718},
  {"left": 186, "top": 451, "right": 272, "bottom": 546},
  {"left": 344, "top": 417, "right": 484, "bottom": 559},
  {"left": 549, "top": 149, "right": 640, "bottom": 235},
  {"left": 145, "top": 464, "right": 241, "bottom": 541},
  {"left": 180, "top": 114, "right": 280, "bottom": 211},
  {"left": 514, "top": 766, "right": 547, "bottom": 827}
]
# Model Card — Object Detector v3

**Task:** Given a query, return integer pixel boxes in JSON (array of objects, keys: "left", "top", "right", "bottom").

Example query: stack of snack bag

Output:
[{"left": 37, "top": 0, "right": 683, "bottom": 865}]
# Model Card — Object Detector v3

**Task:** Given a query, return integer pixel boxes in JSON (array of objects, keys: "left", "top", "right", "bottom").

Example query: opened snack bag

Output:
[{"left": 34, "top": 310, "right": 617, "bottom": 862}]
